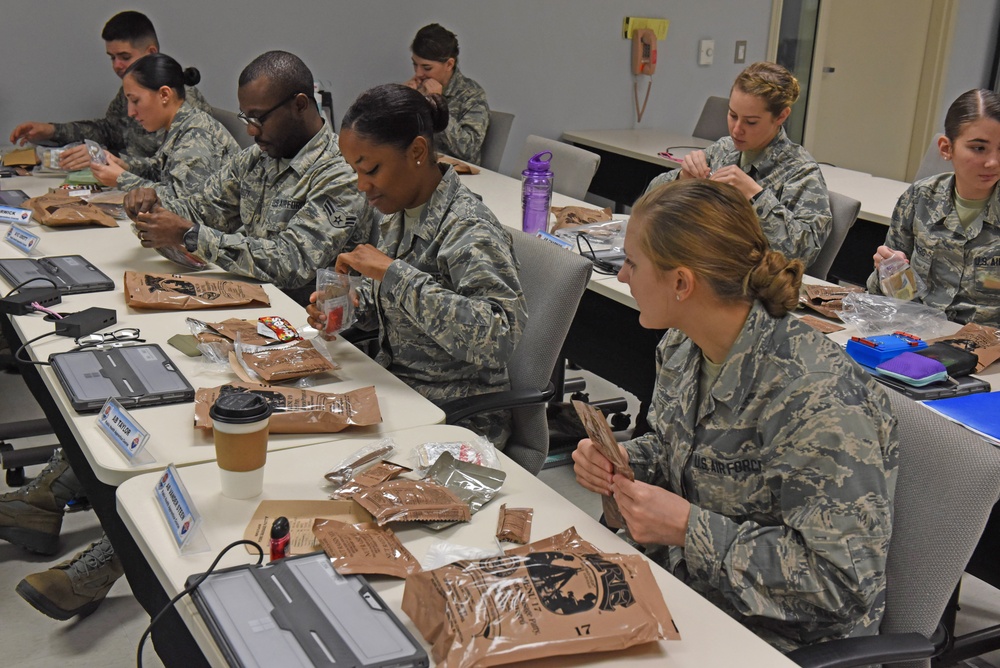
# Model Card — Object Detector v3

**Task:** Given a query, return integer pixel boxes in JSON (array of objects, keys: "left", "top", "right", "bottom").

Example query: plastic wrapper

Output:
[
  {"left": 798, "top": 284, "right": 864, "bottom": 320},
  {"left": 549, "top": 205, "right": 613, "bottom": 233},
  {"left": 421, "top": 538, "right": 504, "bottom": 571},
  {"left": 330, "top": 460, "right": 411, "bottom": 500},
  {"left": 413, "top": 435, "right": 501, "bottom": 473},
  {"left": 86, "top": 189, "right": 126, "bottom": 219},
  {"left": 124, "top": 271, "right": 270, "bottom": 310},
  {"left": 553, "top": 218, "right": 625, "bottom": 249},
  {"left": 194, "top": 382, "right": 382, "bottom": 433},
  {"left": 355, "top": 479, "right": 472, "bottom": 526},
  {"left": 878, "top": 256, "right": 926, "bottom": 302},
  {"left": 84, "top": 139, "right": 108, "bottom": 166},
  {"left": 232, "top": 337, "right": 337, "bottom": 383},
  {"left": 36, "top": 146, "right": 68, "bottom": 173},
  {"left": 422, "top": 451, "right": 506, "bottom": 530},
  {"left": 402, "top": 526, "right": 680, "bottom": 667},
  {"left": 324, "top": 438, "right": 396, "bottom": 487},
  {"left": 496, "top": 504, "right": 533, "bottom": 544},
  {"left": 312, "top": 519, "right": 421, "bottom": 578},
  {"left": 23, "top": 192, "right": 118, "bottom": 227},
  {"left": 837, "top": 292, "right": 953, "bottom": 339},
  {"left": 315, "top": 269, "right": 360, "bottom": 341},
  {"left": 154, "top": 244, "right": 210, "bottom": 270}
]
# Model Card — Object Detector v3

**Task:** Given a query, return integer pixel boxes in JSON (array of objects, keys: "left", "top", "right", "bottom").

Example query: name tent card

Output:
[
  {"left": 97, "top": 398, "right": 155, "bottom": 465},
  {"left": 0, "top": 205, "right": 32, "bottom": 225},
  {"left": 154, "top": 464, "right": 209, "bottom": 554},
  {"left": 4, "top": 224, "right": 39, "bottom": 255}
]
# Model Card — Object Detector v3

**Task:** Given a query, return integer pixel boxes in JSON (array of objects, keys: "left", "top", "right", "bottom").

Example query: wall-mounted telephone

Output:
[{"left": 632, "top": 29, "right": 657, "bottom": 75}]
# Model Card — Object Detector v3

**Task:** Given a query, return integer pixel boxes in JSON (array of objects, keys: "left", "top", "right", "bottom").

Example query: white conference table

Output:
[
  {"left": 116, "top": 423, "right": 797, "bottom": 668},
  {"left": 0, "top": 175, "right": 445, "bottom": 486},
  {"left": 562, "top": 127, "right": 910, "bottom": 226}
]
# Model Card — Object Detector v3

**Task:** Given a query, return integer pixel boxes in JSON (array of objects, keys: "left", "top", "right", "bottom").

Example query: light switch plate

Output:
[
  {"left": 735, "top": 40, "right": 747, "bottom": 64},
  {"left": 699, "top": 39, "right": 714, "bottom": 66}
]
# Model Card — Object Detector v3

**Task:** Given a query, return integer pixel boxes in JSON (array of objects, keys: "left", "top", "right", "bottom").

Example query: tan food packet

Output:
[
  {"left": 124, "top": 271, "right": 270, "bottom": 310},
  {"left": 798, "top": 284, "right": 864, "bottom": 320},
  {"left": 495, "top": 504, "right": 533, "bottom": 544},
  {"left": 437, "top": 155, "right": 480, "bottom": 175},
  {"left": 24, "top": 192, "right": 118, "bottom": 227},
  {"left": 798, "top": 314, "right": 846, "bottom": 334},
  {"left": 331, "top": 461, "right": 411, "bottom": 499},
  {"left": 550, "top": 205, "right": 613, "bottom": 232},
  {"left": 355, "top": 479, "right": 471, "bottom": 526},
  {"left": 312, "top": 519, "right": 422, "bottom": 578},
  {"left": 194, "top": 383, "right": 381, "bottom": 433},
  {"left": 206, "top": 318, "right": 280, "bottom": 347},
  {"left": 573, "top": 400, "right": 634, "bottom": 530},
  {"left": 930, "top": 323, "right": 1000, "bottom": 373},
  {"left": 402, "top": 526, "right": 680, "bottom": 667},
  {"left": 234, "top": 339, "right": 336, "bottom": 382}
]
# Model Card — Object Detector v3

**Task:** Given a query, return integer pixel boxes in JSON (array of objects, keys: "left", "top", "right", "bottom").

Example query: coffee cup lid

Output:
[{"left": 210, "top": 392, "right": 272, "bottom": 424}]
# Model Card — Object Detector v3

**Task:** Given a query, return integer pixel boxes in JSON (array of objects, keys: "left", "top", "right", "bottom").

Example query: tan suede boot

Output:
[{"left": 0, "top": 449, "right": 81, "bottom": 555}]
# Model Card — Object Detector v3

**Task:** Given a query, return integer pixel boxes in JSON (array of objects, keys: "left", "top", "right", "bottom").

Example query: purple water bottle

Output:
[{"left": 521, "top": 150, "right": 554, "bottom": 235}]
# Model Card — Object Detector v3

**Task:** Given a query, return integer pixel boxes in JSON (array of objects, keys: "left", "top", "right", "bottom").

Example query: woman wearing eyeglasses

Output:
[
  {"left": 646, "top": 62, "right": 831, "bottom": 267},
  {"left": 404, "top": 23, "right": 490, "bottom": 165},
  {"left": 89, "top": 53, "right": 239, "bottom": 200},
  {"left": 306, "top": 83, "right": 525, "bottom": 447}
]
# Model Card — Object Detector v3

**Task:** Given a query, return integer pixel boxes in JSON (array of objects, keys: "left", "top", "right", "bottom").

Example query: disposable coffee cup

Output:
[{"left": 209, "top": 393, "right": 272, "bottom": 499}]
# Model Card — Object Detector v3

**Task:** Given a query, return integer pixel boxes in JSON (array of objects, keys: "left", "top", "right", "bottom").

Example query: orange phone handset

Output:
[{"left": 632, "top": 29, "right": 657, "bottom": 75}]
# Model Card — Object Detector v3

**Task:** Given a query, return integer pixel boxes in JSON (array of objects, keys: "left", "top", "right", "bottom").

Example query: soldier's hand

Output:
[
  {"left": 124, "top": 188, "right": 161, "bottom": 220},
  {"left": 678, "top": 150, "right": 711, "bottom": 180},
  {"left": 9, "top": 121, "right": 55, "bottom": 146},
  {"left": 89, "top": 159, "right": 125, "bottom": 187},
  {"left": 334, "top": 244, "right": 393, "bottom": 282},
  {"left": 873, "top": 245, "right": 908, "bottom": 270},
  {"left": 58, "top": 144, "right": 93, "bottom": 171},
  {"left": 404, "top": 76, "right": 422, "bottom": 90},
  {"left": 572, "top": 438, "right": 619, "bottom": 496},
  {"left": 134, "top": 206, "right": 191, "bottom": 248},
  {"left": 419, "top": 78, "right": 443, "bottom": 96},
  {"left": 305, "top": 292, "right": 331, "bottom": 334},
  {"left": 612, "top": 477, "right": 690, "bottom": 546},
  {"left": 711, "top": 165, "right": 763, "bottom": 200}
]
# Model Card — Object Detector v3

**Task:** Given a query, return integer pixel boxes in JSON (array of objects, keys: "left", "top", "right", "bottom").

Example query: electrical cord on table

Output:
[
  {"left": 576, "top": 234, "right": 622, "bottom": 276},
  {"left": 3, "top": 276, "right": 59, "bottom": 298},
  {"left": 136, "top": 539, "right": 264, "bottom": 668},
  {"left": 13, "top": 331, "right": 58, "bottom": 366}
]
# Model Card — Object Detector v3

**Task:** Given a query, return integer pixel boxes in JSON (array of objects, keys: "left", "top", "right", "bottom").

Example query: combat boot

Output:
[
  {"left": 0, "top": 449, "right": 81, "bottom": 555},
  {"left": 16, "top": 534, "right": 124, "bottom": 620}
]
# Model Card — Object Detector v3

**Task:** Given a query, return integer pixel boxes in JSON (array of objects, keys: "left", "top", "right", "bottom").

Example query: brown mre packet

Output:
[
  {"left": 496, "top": 504, "right": 533, "bottom": 544},
  {"left": 573, "top": 400, "right": 633, "bottom": 529},
  {"left": 355, "top": 479, "right": 471, "bottom": 526},
  {"left": 124, "top": 271, "right": 270, "bottom": 310},
  {"left": 312, "top": 519, "right": 421, "bottom": 578}
]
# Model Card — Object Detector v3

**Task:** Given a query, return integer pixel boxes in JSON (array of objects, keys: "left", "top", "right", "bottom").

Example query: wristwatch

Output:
[{"left": 183, "top": 224, "right": 200, "bottom": 252}]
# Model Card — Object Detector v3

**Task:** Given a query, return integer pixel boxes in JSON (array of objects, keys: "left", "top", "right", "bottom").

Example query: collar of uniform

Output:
[
  {"left": 707, "top": 301, "right": 777, "bottom": 411},
  {"left": 168, "top": 100, "right": 196, "bottom": 133},
  {"left": 403, "top": 164, "right": 462, "bottom": 242},
  {"left": 716, "top": 126, "right": 789, "bottom": 172},
  {"left": 443, "top": 68, "right": 466, "bottom": 97},
  {"left": 919, "top": 172, "right": 1000, "bottom": 233},
  {"left": 272, "top": 119, "right": 335, "bottom": 178}
]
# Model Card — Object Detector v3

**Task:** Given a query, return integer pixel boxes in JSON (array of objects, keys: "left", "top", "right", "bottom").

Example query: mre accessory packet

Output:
[
  {"left": 0, "top": 255, "right": 114, "bottom": 294},
  {"left": 186, "top": 551, "right": 428, "bottom": 668},
  {"left": 49, "top": 343, "right": 194, "bottom": 413}
]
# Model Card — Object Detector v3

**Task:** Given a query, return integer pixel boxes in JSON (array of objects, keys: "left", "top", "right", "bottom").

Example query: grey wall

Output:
[
  {"left": 0, "top": 0, "right": 774, "bottom": 175},
  {"left": 2, "top": 1, "right": 997, "bottom": 176}
]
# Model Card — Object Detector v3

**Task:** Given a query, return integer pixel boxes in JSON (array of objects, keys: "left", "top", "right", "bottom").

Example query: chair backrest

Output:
[
  {"left": 692, "top": 96, "right": 731, "bottom": 141},
  {"left": 879, "top": 391, "right": 1000, "bottom": 665},
  {"left": 914, "top": 133, "right": 950, "bottom": 182},
  {"left": 805, "top": 190, "right": 860, "bottom": 281},
  {"left": 479, "top": 110, "right": 515, "bottom": 172},
  {"left": 513, "top": 135, "right": 601, "bottom": 200},
  {"left": 505, "top": 231, "right": 593, "bottom": 473},
  {"left": 210, "top": 107, "right": 254, "bottom": 150}
]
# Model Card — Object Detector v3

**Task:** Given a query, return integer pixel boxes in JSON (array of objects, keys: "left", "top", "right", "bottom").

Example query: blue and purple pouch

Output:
[{"left": 875, "top": 352, "right": 949, "bottom": 386}]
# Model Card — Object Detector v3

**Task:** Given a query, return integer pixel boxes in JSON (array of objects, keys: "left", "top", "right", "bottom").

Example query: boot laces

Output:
[{"left": 65, "top": 538, "right": 114, "bottom": 577}]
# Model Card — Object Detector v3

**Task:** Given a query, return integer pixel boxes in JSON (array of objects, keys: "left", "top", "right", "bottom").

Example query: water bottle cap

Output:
[{"left": 526, "top": 151, "right": 553, "bottom": 172}]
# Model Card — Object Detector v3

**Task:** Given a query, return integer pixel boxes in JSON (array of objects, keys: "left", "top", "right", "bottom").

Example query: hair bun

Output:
[
  {"left": 425, "top": 93, "right": 450, "bottom": 134},
  {"left": 182, "top": 67, "right": 201, "bottom": 87},
  {"left": 745, "top": 250, "right": 803, "bottom": 317}
]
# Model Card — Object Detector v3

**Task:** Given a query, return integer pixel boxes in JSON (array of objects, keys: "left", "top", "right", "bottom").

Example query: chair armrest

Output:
[
  {"left": 441, "top": 382, "right": 556, "bottom": 424},
  {"left": 786, "top": 630, "right": 942, "bottom": 668}
]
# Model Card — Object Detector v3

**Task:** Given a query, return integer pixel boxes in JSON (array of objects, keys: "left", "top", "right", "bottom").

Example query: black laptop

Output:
[{"left": 0, "top": 255, "right": 114, "bottom": 294}]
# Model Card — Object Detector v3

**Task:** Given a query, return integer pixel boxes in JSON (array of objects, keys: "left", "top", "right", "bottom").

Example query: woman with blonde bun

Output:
[{"left": 573, "top": 178, "right": 897, "bottom": 651}]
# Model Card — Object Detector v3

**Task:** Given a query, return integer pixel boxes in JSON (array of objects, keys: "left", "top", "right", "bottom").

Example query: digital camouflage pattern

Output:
[
  {"left": 648, "top": 127, "right": 832, "bottom": 266},
  {"left": 115, "top": 103, "right": 239, "bottom": 202},
  {"left": 49, "top": 85, "right": 214, "bottom": 173},
  {"left": 623, "top": 302, "right": 898, "bottom": 652},
  {"left": 438, "top": 68, "right": 490, "bottom": 165},
  {"left": 866, "top": 173, "right": 1000, "bottom": 327},
  {"left": 353, "top": 167, "right": 526, "bottom": 446},
  {"left": 162, "top": 122, "right": 368, "bottom": 304}
]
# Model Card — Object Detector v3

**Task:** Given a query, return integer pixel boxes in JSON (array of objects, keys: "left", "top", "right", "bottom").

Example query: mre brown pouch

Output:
[{"left": 124, "top": 271, "right": 270, "bottom": 310}]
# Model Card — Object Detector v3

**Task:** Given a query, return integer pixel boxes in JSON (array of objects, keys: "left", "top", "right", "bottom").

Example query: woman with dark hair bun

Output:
[
  {"left": 404, "top": 23, "right": 490, "bottom": 165},
  {"left": 307, "top": 83, "right": 525, "bottom": 447},
  {"left": 574, "top": 179, "right": 898, "bottom": 652},
  {"left": 90, "top": 52, "right": 239, "bottom": 202},
  {"left": 869, "top": 88, "right": 1000, "bottom": 326}
]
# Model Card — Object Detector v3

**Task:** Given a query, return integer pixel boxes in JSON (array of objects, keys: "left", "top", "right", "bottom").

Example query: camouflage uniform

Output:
[
  {"left": 866, "top": 174, "right": 1000, "bottom": 327},
  {"left": 647, "top": 127, "right": 832, "bottom": 266},
  {"left": 163, "top": 122, "right": 368, "bottom": 305},
  {"left": 353, "top": 167, "right": 526, "bottom": 446},
  {"left": 115, "top": 103, "right": 239, "bottom": 203},
  {"left": 624, "top": 302, "right": 898, "bottom": 652},
  {"left": 438, "top": 68, "right": 490, "bottom": 166},
  {"left": 49, "top": 86, "right": 214, "bottom": 174}
]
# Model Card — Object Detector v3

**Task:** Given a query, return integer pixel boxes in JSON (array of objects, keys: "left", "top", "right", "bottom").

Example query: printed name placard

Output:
[
  {"left": 154, "top": 464, "right": 202, "bottom": 551},
  {"left": 0, "top": 206, "right": 32, "bottom": 225},
  {"left": 97, "top": 398, "right": 151, "bottom": 462},
  {"left": 535, "top": 230, "right": 573, "bottom": 250},
  {"left": 4, "top": 224, "right": 39, "bottom": 255}
]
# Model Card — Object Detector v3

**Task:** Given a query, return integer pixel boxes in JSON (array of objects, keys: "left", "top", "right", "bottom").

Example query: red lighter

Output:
[{"left": 269, "top": 516, "right": 290, "bottom": 561}]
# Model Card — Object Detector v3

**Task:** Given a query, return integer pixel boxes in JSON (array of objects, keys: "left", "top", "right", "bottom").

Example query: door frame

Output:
[{"left": 767, "top": 0, "right": 956, "bottom": 180}]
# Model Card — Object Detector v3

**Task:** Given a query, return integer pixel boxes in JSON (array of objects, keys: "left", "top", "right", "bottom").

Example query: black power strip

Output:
[
  {"left": 53, "top": 307, "right": 117, "bottom": 338},
  {"left": 0, "top": 288, "right": 62, "bottom": 316}
]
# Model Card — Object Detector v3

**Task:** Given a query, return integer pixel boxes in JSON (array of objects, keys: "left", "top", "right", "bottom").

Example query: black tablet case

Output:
[{"left": 0, "top": 255, "right": 114, "bottom": 294}]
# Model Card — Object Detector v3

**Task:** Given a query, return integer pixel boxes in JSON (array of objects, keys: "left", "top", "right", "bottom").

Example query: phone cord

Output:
[{"left": 634, "top": 76, "right": 652, "bottom": 124}]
